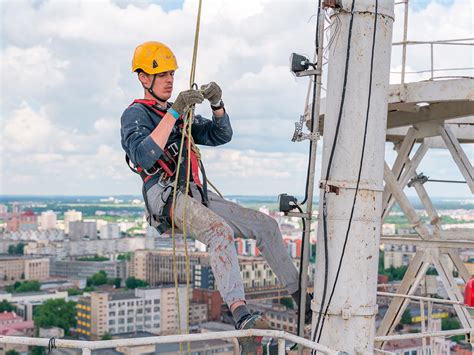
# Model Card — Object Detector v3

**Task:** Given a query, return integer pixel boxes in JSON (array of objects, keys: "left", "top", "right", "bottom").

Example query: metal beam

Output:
[
  {"left": 381, "top": 127, "right": 416, "bottom": 216},
  {"left": 439, "top": 125, "right": 474, "bottom": 193},
  {"left": 386, "top": 101, "right": 474, "bottom": 128},
  {"left": 383, "top": 162, "right": 431, "bottom": 239},
  {"left": 429, "top": 251, "right": 474, "bottom": 329},
  {"left": 381, "top": 235, "right": 474, "bottom": 249},
  {"left": 382, "top": 142, "right": 428, "bottom": 219},
  {"left": 375, "top": 251, "right": 430, "bottom": 348},
  {"left": 443, "top": 249, "right": 473, "bottom": 284}
]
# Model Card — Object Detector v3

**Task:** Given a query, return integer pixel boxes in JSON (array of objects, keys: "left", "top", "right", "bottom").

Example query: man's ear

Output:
[{"left": 137, "top": 72, "right": 149, "bottom": 86}]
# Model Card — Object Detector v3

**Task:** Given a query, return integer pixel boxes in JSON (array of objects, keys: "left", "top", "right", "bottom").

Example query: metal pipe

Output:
[
  {"left": 298, "top": 2, "right": 326, "bottom": 345},
  {"left": 393, "top": 38, "right": 474, "bottom": 45},
  {"left": 377, "top": 292, "right": 467, "bottom": 306},
  {"left": 313, "top": 1, "right": 395, "bottom": 352},
  {"left": 420, "top": 300, "right": 427, "bottom": 354},
  {"left": 430, "top": 43, "right": 434, "bottom": 80},
  {"left": 401, "top": 0, "right": 409, "bottom": 88},
  {"left": 375, "top": 328, "right": 474, "bottom": 342},
  {"left": 278, "top": 338, "right": 286, "bottom": 355},
  {"left": 0, "top": 330, "right": 340, "bottom": 354},
  {"left": 390, "top": 67, "right": 474, "bottom": 74}
]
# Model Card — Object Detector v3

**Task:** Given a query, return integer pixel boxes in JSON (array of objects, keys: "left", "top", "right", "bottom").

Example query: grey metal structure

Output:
[
  {"left": 312, "top": 0, "right": 395, "bottom": 353},
  {"left": 312, "top": 0, "right": 474, "bottom": 353}
]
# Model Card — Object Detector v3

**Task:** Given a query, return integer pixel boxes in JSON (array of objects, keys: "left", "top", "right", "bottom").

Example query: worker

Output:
[{"left": 120, "top": 41, "right": 312, "bottom": 353}]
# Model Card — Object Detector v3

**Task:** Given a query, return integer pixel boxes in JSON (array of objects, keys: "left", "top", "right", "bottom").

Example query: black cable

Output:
[
  {"left": 311, "top": 0, "right": 357, "bottom": 347},
  {"left": 294, "top": 204, "right": 306, "bottom": 336},
  {"left": 300, "top": 0, "right": 322, "bottom": 206},
  {"left": 293, "top": 0, "right": 322, "bottom": 342},
  {"left": 316, "top": 0, "right": 379, "bottom": 343}
]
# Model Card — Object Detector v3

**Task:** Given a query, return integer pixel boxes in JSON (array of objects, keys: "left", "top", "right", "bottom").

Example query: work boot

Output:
[{"left": 236, "top": 312, "right": 270, "bottom": 355}]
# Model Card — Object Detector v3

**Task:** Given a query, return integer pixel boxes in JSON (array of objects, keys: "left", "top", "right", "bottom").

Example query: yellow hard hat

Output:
[{"left": 132, "top": 41, "right": 178, "bottom": 74}]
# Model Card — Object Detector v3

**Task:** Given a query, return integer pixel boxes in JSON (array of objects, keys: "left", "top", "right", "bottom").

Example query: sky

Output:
[{"left": 0, "top": 0, "right": 472, "bottom": 198}]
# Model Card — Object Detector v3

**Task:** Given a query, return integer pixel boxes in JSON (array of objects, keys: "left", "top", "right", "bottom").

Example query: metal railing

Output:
[
  {"left": 393, "top": 0, "right": 473, "bottom": 85},
  {"left": 392, "top": 38, "right": 474, "bottom": 82},
  {"left": 0, "top": 329, "right": 344, "bottom": 355}
]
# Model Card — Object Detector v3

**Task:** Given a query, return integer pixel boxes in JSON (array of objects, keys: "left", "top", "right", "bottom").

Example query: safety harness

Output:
[{"left": 125, "top": 99, "right": 209, "bottom": 232}]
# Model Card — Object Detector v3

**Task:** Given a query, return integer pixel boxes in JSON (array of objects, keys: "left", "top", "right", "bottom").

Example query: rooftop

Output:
[
  {"left": 109, "top": 291, "right": 137, "bottom": 301},
  {"left": 0, "top": 311, "right": 22, "bottom": 322}
]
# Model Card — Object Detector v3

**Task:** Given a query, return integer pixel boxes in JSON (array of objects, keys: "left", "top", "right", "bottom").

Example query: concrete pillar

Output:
[{"left": 313, "top": 0, "right": 394, "bottom": 353}]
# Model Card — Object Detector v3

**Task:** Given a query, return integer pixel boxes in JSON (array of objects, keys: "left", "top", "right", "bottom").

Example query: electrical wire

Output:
[
  {"left": 315, "top": 0, "right": 379, "bottom": 343},
  {"left": 292, "top": 0, "right": 322, "bottom": 342},
  {"left": 311, "top": 0, "right": 357, "bottom": 348},
  {"left": 299, "top": 0, "right": 322, "bottom": 207},
  {"left": 293, "top": 203, "right": 306, "bottom": 336}
]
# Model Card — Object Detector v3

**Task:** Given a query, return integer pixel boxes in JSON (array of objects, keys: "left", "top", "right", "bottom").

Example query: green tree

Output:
[
  {"left": 280, "top": 297, "right": 294, "bottom": 309},
  {"left": 5, "top": 281, "right": 40, "bottom": 294},
  {"left": 113, "top": 278, "right": 121, "bottom": 289},
  {"left": 442, "top": 317, "right": 460, "bottom": 330},
  {"left": 30, "top": 346, "right": 44, "bottom": 355},
  {"left": 101, "top": 332, "right": 112, "bottom": 340},
  {"left": 117, "top": 252, "right": 132, "bottom": 261},
  {"left": 401, "top": 309, "right": 413, "bottom": 325},
  {"left": 7, "top": 245, "right": 15, "bottom": 255},
  {"left": 125, "top": 277, "right": 148, "bottom": 289},
  {"left": 67, "top": 288, "right": 84, "bottom": 296},
  {"left": 442, "top": 317, "right": 463, "bottom": 342},
  {"left": 378, "top": 250, "right": 385, "bottom": 273},
  {"left": 77, "top": 255, "right": 109, "bottom": 262},
  {"left": 87, "top": 271, "right": 108, "bottom": 286},
  {"left": 7, "top": 243, "right": 25, "bottom": 255},
  {"left": 0, "top": 299, "right": 15, "bottom": 312},
  {"left": 6, "top": 350, "right": 20, "bottom": 355},
  {"left": 16, "top": 280, "right": 40, "bottom": 293},
  {"left": 15, "top": 243, "right": 25, "bottom": 255},
  {"left": 33, "top": 299, "right": 77, "bottom": 336}
]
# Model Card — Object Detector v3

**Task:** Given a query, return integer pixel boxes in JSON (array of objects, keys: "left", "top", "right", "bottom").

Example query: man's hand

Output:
[
  {"left": 171, "top": 89, "right": 204, "bottom": 116},
  {"left": 200, "top": 82, "right": 222, "bottom": 106}
]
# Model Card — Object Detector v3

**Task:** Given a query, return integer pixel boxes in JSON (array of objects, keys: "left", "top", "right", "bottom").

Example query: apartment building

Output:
[
  {"left": 76, "top": 286, "right": 198, "bottom": 339},
  {"left": 64, "top": 210, "right": 82, "bottom": 234},
  {"left": 50, "top": 259, "right": 128, "bottom": 280},
  {"left": 24, "top": 237, "right": 147, "bottom": 258},
  {"left": 69, "top": 221, "right": 97, "bottom": 240},
  {"left": 194, "top": 256, "right": 282, "bottom": 291},
  {"left": 131, "top": 250, "right": 209, "bottom": 285},
  {"left": 0, "top": 256, "right": 49, "bottom": 282},
  {"left": 248, "top": 303, "right": 297, "bottom": 334},
  {"left": 38, "top": 211, "right": 57, "bottom": 230},
  {"left": 6, "top": 210, "right": 38, "bottom": 233},
  {"left": 383, "top": 244, "right": 417, "bottom": 268}
]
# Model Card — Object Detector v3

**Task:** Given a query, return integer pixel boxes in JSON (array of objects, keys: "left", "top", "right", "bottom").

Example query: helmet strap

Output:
[{"left": 146, "top": 74, "right": 168, "bottom": 105}]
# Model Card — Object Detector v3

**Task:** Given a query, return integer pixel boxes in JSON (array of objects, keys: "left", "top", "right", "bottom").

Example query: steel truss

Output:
[{"left": 376, "top": 121, "right": 474, "bottom": 349}]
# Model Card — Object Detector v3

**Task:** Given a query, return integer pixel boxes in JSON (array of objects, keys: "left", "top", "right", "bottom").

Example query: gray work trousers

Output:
[{"left": 146, "top": 183, "right": 300, "bottom": 306}]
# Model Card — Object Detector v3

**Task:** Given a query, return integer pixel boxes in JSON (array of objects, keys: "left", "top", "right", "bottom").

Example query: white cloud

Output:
[
  {"left": 2, "top": 103, "right": 79, "bottom": 153},
  {"left": 0, "top": 0, "right": 472, "bottom": 196},
  {"left": 94, "top": 117, "right": 121, "bottom": 133},
  {"left": 0, "top": 45, "right": 69, "bottom": 100}
]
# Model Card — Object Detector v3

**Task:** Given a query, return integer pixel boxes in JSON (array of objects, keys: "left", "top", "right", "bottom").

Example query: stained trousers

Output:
[{"left": 147, "top": 183, "right": 300, "bottom": 306}]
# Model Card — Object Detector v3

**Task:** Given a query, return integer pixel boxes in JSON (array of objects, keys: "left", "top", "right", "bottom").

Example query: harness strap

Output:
[{"left": 126, "top": 99, "right": 210, "bottom": 227}]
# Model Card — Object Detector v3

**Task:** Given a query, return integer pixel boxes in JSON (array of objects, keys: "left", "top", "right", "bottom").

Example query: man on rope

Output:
[{"left": 120, "top": 41, "right": 311, "bottom": 353}]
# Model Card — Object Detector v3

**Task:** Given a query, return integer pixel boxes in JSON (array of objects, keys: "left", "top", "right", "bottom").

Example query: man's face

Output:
[{"left": 141, "top": 70, "right": 175, "bottom": 101}]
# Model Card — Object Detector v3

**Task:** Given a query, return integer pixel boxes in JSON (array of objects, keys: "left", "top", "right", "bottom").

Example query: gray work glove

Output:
[
  {"left": 171, "top": 89, "right": 204, "bottom": 116},
  {"left": 200, "top": 82, "right": 222, "bottom": 106}
]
